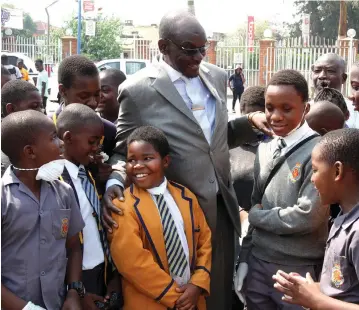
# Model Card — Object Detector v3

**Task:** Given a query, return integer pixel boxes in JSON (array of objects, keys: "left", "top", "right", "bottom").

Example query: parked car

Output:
[
  {"left": 96, "top": 58, "right": 150, "bottom": 76},
  {"left": 1, "top": 51, "right": 38, "bottom": 82}
]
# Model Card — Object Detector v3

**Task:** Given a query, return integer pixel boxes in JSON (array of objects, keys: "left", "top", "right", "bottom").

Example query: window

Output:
[{"left": 126, "top": 61, "right": 146, "bottom": 75}]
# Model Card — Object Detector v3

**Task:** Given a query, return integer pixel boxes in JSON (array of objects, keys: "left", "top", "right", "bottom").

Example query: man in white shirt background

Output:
[
  {"left": 311, "top": 53, "right": 359, "bottom": 128},
  {"left": 1, "top": 54, "right": 22, "bottom": 80},
  {"left": 35, "top": 59, "right": 49, "bottom": 113}
]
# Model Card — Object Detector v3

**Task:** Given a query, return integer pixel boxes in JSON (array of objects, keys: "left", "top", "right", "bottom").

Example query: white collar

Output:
[
  {"left": 146, "top": 177, "right": 168, "bottom": 196},
  {"left": 280, "top": 121, "right": 316, "bottom": 149},
  {"left": 159, "top": 56, "right": 184, "bottom": 83},
  {"left": 64, "top": 160, "right": 85, "bottom": 180}
]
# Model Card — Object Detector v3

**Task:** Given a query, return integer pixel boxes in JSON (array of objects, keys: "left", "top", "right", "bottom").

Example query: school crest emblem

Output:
[
  {"left": 331, "top": 262, "right": 344, "bottom": 288},
  {"left": 61, "top": 218, "right": 69, "bottom": 238},
  {"left": 289, "top": 163, "right": 301, "bottom": 182}
]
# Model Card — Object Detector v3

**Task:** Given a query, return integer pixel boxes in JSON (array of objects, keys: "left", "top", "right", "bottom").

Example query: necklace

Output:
[{"left": 12, "top": 165, "right": 39, "bottom": 171}]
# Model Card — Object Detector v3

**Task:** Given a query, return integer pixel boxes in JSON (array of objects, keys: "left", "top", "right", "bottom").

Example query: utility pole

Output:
[
  {"left": 188, "top": 0, "right": 195, "bottom": 16},
  {"left": 338, "top": 0, "right": 347, "bottom": 39},
  {"left": 77, "top": 0, "right": 82, "bottom": 54}
]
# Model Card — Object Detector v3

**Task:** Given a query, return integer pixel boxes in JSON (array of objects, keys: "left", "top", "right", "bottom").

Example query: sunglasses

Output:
[{"left": 167, "top": 39, "right": 210, "bottom": 56}]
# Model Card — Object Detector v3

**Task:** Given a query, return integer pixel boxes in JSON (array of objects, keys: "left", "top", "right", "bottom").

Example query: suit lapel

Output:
[
  {"left": 129, "top": 184, "right": 169, "bottom": 271},
  {"left": 199, "top": 67, "right": 223, "bottom": 146},
  {"left": 167, "top": 182, "right": 196, "bottom": 271},
  {"left": 151, "top": 65, "right": 197, "bottom": 124}
]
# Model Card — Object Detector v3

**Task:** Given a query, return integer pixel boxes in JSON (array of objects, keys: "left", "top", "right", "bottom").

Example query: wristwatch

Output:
[{"left": 67, "top": 281, "right": 86, "bottom": 298}]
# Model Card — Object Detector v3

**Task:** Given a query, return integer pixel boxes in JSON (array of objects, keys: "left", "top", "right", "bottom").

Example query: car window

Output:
[
  {"left": 7, "top": 56, "right": 18, "bottom": 66},
  {"left": 126, "top": 61, "right": 146, "bottom": 75},
  {"left": 108, "top": 62, "right": 121, "bottom": 70}
]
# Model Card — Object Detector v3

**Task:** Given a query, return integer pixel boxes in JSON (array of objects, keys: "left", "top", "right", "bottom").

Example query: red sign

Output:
[
  {"left": 83, "top": 0, "right": 95, "bottom": 12},
  {"left": 247, "top": 16, "right": 255, "bottom": 53}
]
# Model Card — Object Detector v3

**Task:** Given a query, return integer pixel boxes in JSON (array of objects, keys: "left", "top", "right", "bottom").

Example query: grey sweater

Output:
[{"left": 240, "top": 135, "right": 329, "bottom": 266}]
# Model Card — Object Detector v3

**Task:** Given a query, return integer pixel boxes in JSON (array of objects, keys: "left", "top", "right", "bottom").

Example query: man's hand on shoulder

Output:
[{"left": 102, "top": 185, "right": 124, "bottom": 233}]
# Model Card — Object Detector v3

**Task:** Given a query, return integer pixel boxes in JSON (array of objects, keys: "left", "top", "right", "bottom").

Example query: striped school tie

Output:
[
  {"left": 155, "top": 194, "right": 188, "bottom": 278},
  {"left": 273, "top": 137, "right": 287, "bottom": 159},
  {"left": 78, "top": 167, "right": 113, "bottom": 265}
]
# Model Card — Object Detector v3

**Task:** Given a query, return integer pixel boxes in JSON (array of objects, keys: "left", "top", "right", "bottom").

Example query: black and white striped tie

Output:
[
  {"left": 155, "top": 194, "right": 188, "bottom": 277},
  {"left": 273, "top": 138, "right": 286, "bottom": 159}
]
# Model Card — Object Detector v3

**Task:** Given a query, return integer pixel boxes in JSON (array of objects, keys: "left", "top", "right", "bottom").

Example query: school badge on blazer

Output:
[
  {"left": 289, "top": 163, "right": 302, "bottom": 183},
  {"left": 331, "top": 262, "right": 344, "bottom": 288},
  {"left": 61, "top": 218, "right": 69, "bottom": 238}
]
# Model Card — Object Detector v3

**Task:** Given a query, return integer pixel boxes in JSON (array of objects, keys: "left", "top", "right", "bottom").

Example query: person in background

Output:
[
  {"left": 35, "top": 59, "right": 49, "bottom": 113},
  {"left": 1, "top": 110, "right": 84, "bottom": 310},
  {"left": 1, "top": 65, "right": 11, "bottom": 88},
  {"left": 109, "top": 126, "right": 212, "bottom": 310},
  {"left": 17, "top": 59, "right": 30, "bottom": 82},
  {"left": 273, "top": 128, "right": 359, "bottom": 310},
  {"left": 98, "top": 68, "right": 126, "bottom": 124},
  {"left": 1, "top": 54, "right": 22, "bottom": 80},
  {"left": 313, "top": 87, "right": 349, "bottom": 127},
  {"left": 349, "top": 62, "right": 359, "bottom": 112},
  {"left": 228, "top": 66, "right": 245, "bottom": 113},
  {"left": 311, "top": 53, "right": 359, "bottom": 128},
  {"left": 306, "top": 100, "right": 345, "bottom": 135},
  {"left": 1, "top": 80, "right": 43, "bottom": 177}
]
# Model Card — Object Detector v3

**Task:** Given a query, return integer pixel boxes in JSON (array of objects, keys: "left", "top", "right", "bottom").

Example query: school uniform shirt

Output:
[
  {"left": 20, "top": 67, "right": 29, "bottom": 81},
  {"left": 147, "top": 178, "right": 191, "bottom": 286},
  {"left": 320, "top": 204, "right": 359, "bottom": 303},
  {"left": 1, "top": 167, "right": 85, "bottom": 310},
  {"left": 64, "top": 160, "right": 105, "bottom": 270}
]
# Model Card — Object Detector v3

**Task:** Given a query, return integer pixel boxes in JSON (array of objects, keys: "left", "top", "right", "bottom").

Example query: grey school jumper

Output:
[{"left": 240, "top": 134, "right": 329, "bottom": 266}]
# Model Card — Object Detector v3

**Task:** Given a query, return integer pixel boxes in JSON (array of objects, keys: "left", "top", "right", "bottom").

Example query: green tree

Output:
[
  {"left": 287, "top": 0, "right": 359, "bottom": 39},
  {"left": 56, "top": 16, "right": 123, "bottom": 61},
  {"left": 1, "top": 3, "right": 37, "bottom": 37}
]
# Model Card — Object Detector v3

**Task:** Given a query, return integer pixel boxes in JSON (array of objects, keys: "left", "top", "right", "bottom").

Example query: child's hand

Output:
[
  {"left": 175, "top": 283, "right": 201, "bottom": 310},
  {"left": 82, "top": 293, "right": 104, "bottom": 310},
  {"left": 273, "top": 270, "right": 320, "bottom": 309},
  {"left": 62, "top": 290, "right": 82, "bottom": 310}
]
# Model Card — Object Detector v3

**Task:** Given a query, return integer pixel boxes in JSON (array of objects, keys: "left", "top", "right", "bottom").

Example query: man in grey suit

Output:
[{"left": 102, "top": 10, "right": 268, "bottom": 310}]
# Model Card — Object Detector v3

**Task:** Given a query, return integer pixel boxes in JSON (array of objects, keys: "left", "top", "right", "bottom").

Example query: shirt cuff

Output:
[{"left": 106, "top": 179, "right": 124, "bottom": 191}]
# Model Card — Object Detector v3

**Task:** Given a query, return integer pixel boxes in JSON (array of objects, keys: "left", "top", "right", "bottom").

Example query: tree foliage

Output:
[
  {"left": 1, "top": 3, "right": 37, "bottom": 37},
  {"left": 53, "top": 15, "right": 123, "bottom": 61},
  {"left": 287, "top": 0, "right": 359, "bottom": 39}
]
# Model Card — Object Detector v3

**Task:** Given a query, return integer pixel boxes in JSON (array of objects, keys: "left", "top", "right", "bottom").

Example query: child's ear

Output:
[
  {"left": 334, "top": 161, "right": 344, "bottom": 181},
  {"left": 23, "top": 145, "right": 36, "bottom": 160},
  {"left": 58, "top": 84, "right": 67, "bottom": 101},
  {"left": 62, "top": 131, "right": 72, "bottom": 144},
  {"left": 5, "top": 103, "right": 15, "bottom": 115},
  {"left": 304, "top": 103, "right": 310, "bottom": 115},
  {"left": 163, "top": 155, "right": 170, "bottom": 168}
]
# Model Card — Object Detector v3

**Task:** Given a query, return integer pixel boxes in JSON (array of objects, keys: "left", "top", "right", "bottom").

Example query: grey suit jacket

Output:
[{"left": 109, "top": 61, "right": 257, "bottom": 235}]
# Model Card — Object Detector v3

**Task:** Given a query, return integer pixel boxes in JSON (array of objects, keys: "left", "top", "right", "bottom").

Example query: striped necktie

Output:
[
  {"left": 155, "top": 194, "right": 188, "bottom": 278},
  {"left": 273, "top": 137, "right": 287, "bottom": 159},
  {"left": 78, "top": 167, "right": 113, "bottom": 265}
]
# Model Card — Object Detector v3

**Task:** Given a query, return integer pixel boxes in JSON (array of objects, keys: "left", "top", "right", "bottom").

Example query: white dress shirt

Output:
[
  {"left": 147, "top": 178, "right": 190, "bottom": 286},
  {"left": 65, "top": 160, "right": 104, "bottom": 270},
  {"left": 270, "top": 121, "right": 317, "bottom": 157}
]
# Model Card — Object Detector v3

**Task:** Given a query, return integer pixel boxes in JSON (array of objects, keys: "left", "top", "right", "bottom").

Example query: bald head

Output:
[
  {"left": 159, "top": 10, "right": 205, "bottom": 41},
  {"left": 306, "top": 100, "right": 345, "bottom": 135},
  {"left": 312, "top": 53, "right": 347, "bottom": 93}
]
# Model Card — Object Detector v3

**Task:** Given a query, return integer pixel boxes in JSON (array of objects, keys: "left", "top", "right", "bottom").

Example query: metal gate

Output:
[
  {"left": 265, "top": 36, "right": 357, "bottom": 96},
  {"left": 216, "top": 37, "right": 260, "bottom": 87},
  {"left": 2, "top": 35, "right": 63, "bottom": 65}
]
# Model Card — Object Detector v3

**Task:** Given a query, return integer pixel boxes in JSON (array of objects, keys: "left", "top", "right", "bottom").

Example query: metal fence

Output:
[
  {"left": 215, "top": 37, "right": 260, "bottom": 87},
  {"left": 2, "top": 35, "right": 63, "bottom": 64},
  {"left": 265, "top": 36, "right": 357, "bottom": 96}
]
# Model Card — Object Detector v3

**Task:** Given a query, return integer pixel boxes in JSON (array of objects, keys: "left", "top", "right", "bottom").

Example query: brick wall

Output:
[
  {"left": 259, "top": 39, "right": 276, "bottom": 86},
  {"left": 207, "top": 40, "right": 217, "bottom": 65}
]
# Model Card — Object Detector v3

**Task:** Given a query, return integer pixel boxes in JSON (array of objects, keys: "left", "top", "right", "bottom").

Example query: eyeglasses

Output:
[{"left": 167, "top": 39, "right": 210, "bottom": 56}]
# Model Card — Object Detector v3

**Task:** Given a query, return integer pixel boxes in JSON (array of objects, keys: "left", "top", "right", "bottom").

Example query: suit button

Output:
[
  {"left": 39, "top": 211, "right": 43, "bottom": 215},
  {"left": 209, "top": 178, "right": 215, "bottom": 183},
  {"left": 41, "top": 271, "right": 45, "bottom": 276},
  {"left": 40, "top": 239, "right": 46, "bottom": 245},
  {"left": 197, "top": 128, "right": 202, "bottom": 134}
]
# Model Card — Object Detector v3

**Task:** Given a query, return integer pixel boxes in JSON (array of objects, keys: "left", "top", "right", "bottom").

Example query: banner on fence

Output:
[
  {"left": 247, "top": 16, "right": 255, "bottom": 53},
  {"left": 1, "top": 8, "right": 23, "bottom": 30},
  {"left": 85, "top": 20, "right": 96, "bottom": 36}
]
